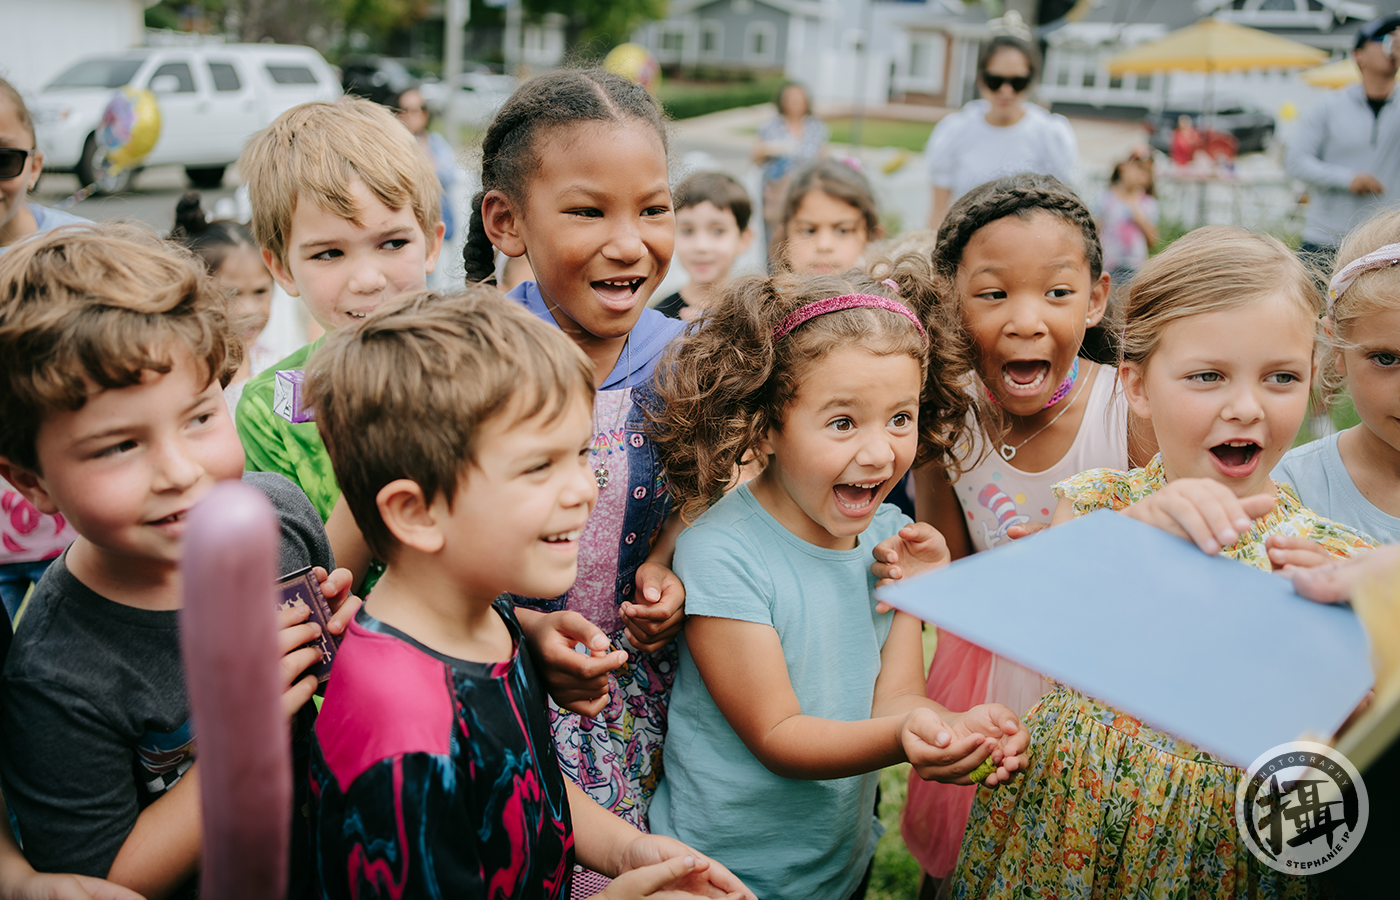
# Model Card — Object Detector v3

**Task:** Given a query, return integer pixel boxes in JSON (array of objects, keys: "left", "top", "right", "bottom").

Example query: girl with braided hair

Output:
[
  {"left": 467, "top": 68, "right": 687, "bottom": 895},
  {"left": 644, "top": 260, "right": 1028, "bottom": 900},
  {"left": 901, "top": 173, "right": 1157, "bottom": 895}
]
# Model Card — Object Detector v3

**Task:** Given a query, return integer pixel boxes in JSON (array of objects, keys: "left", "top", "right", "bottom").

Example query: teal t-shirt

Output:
[{"left": 650, "top": 484, "right": 909, "bottom": 900}]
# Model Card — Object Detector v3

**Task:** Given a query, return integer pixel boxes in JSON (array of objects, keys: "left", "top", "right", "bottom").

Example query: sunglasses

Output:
[
  {"left": 982, "top": 73, "right": 1032, "bottom": 93},
  {"left": 0, "top": 148, "right": 32, "bottom": 180}
]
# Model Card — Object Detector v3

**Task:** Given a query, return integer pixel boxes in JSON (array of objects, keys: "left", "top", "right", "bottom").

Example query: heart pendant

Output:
[{"left": 999, "top": 444, "right": 1017, "bottom": 462}]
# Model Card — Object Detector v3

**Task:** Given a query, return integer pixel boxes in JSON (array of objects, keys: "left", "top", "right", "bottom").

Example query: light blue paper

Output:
[{"left": 875, "top": 509, "right": 1374, "bottom": 768}]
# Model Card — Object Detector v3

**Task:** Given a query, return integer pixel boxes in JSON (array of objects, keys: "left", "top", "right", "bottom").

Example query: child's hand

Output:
[
  {"left": 1291, "top": 545, "right": 1400, "bottom": 603},
  {"left": 607, "top": 835, "right": 755, "bottom": 900},
  {"left": 312, "top": 566, "right": 361, "bottom": 638},
  {"left": 1265, "top": 534, "right": 1333, "bottom": 571},
  {"left": 0, "top": 872, "right": 145, "bottom": 900},
  {"left": 1006, "top": 521, "right": 1048, "bottom": 540},
  {"left": 871, "top": 523, "right": 950, "bottom": 587},
  {"left": 274, "top": 602, "right": 321, "bottom": 720},
  {"left": 1121, "top": 478, "right": 1275, "bottom": 554},
  {"left": 518, "top": 609, "right": 628, "bottom": 718},
  {"left": 622, "top": 562, "right": 686, "bottom": 653},
  {"left": 902, "top": 705, "right": 1027, "bottom": 786}
]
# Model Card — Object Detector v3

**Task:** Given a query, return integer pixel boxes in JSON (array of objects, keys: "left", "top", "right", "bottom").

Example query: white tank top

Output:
[{"left": 953, "top": 362, "right": 1131, "bottom": 552}]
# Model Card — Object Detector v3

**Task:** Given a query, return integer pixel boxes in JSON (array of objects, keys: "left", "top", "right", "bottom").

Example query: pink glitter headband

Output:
[
  {"left": 1328, "top": 241, "right": 1400, "bottom": 316},
  {"left": 772, "top": 293, "right": 927, "bottom": 343}
]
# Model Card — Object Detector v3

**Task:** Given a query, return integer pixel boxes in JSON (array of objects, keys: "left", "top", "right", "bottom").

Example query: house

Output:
[{"left": 2, "top": 0, "right": 156, "bottom": 95}]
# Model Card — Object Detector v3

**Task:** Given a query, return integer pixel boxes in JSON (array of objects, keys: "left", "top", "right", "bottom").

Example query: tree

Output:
[{"left": 522, "top": 0, "right": 669, "bottom": 52}]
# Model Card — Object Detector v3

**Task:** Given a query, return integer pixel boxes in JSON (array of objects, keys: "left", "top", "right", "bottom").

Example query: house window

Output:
[
  {"left": 1135, "top": 73, "right": 1153, "bottom": 92},
  {"left": 1053, "top": 57, "right": 1071, "bottom": 86},
  {"left": 700, "top": 21, "right": 723, "bottom": 60},
  {"left": 659, "top": 26, "right": 685, "bottom": 60},
  {"left": 745, "top": 22, "right": 777, "bottom": 65},
  {"left": 910, "top": 39, "right": 933, "bottom": 80}
]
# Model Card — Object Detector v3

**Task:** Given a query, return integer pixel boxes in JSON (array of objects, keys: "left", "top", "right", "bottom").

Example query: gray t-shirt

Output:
[
  {"left": 1273, "top": 432, "right": 1399, "bottom": 544},
  {"left": 0, "top": 472, "right": 331, "bottom": 882}
]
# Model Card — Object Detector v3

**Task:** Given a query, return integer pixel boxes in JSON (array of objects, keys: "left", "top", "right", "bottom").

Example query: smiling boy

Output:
[{"left": 654, "top": 172, "right": 753, "bottom": 321}]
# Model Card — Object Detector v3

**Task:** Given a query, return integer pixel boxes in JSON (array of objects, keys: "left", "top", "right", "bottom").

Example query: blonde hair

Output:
[
  {"left": 1321, "top": 209, "right": 1400, "bottom": 398},
  {"left": 648, "top": 256, "right": 972, "bottom": 523},
  {"left": 1122, "top": 227, "right": 1321, "bottom": 370},
  {"left": 0, "top": 225, "right": 240, "bottom": 472},
  {"left": 239, "top": 97, "right": 441, "bottom": 270},
  {"left": 304, "top": 287, "right": 595, "bottom": 561}
]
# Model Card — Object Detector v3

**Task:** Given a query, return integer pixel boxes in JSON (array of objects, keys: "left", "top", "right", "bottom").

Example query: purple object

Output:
[
  {"left": 180, "top": 481, "right": 289, "bottom": 900},
  {"left": 277, "top": 565, "right": 339, "bottom": 682},
  {"left": 273, "top": 369, "right": 313, "bottom": 423}
]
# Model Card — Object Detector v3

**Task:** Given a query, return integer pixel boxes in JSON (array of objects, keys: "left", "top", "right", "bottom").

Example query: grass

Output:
[{"left": 825, "top": 118, "right": 935, "bottom": 152}]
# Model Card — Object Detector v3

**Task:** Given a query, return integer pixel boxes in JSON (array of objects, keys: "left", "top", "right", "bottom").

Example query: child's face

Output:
[
  {"left": 1122, "top": 292, "right": 1315, "bottom": 498},
  {"left": 266, "top": 178, "right": 444, "bottom": 332},
  {"left": 218, "top": 244, "right": 275, "bottom": 344},
  {"left": 437, "top": 391, "right": 597, "bottom": 600},
  {"left": 514, "top": 120, "right": 673, "bottom": 342},
  {"left": 1335, "top": 306, "right": 1400, "bottom": 459},
  {"left": 753, "top": 345, "right": 921, "bottom": 550},
  {"left": 675, "top": 201, "right": 752, "bottom": 291},
  {"left": 956, "top": 211, "right": 1108, "bottom": 417},
  {"left": 784, "top": 190, "right": 870, "bottom": 275},
  {"left": 8, "top": 345, "right": 244, "bottom": 570}
]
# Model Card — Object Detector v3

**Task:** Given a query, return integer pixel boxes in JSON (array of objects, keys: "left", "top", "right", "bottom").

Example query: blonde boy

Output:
[
  {"left": 234, "top": 97, "right": 445, "bottom": 529},
  {"left": 0, "top": 226, "right": 353, "bottom": 898},
  {"left": 304, "top": 287, "right": 749, "bottom": 898}
]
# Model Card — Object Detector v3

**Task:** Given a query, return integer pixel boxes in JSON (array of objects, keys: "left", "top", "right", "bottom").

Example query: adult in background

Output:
[
  {"left": 752, "top": 81, "right": 828, "bottom": 265},
  {"left": 393, "top": 86, "right": 459, "bottom": 246},
  {"left": 925, "top": 33, "right": 1076, "bottom": 230},
  {"left": 1286, "top": 12, "right": 1400, "bottom": 269}
]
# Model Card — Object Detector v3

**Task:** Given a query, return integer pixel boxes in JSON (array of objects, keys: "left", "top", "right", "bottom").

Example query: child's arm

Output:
[
  {"left": 912, "top": 464, "right": 973, "bottom": 561},
  {"left": 103, "top": 767, "right": 200, "bottom": 899},
  {"left": 515, "top": 607, "right": 629, "bottom": 717},
  {"left": 871, "top": 522, "right": 950, "bottom": 586},
  {"left": 0, "top": 788, "right": 143, "bottom": 900},
  {"left": 1121, "top": 478, "right": 1277, "bottom": 554},
  {"left": 623, "top": 512, "right": 687, "bottom": 652},
  {"left": 566, "top": 781, "right": 754, "bottom": 900},
  {"left": 685, "top": 614, "right": 1024, "bottom": 782}
]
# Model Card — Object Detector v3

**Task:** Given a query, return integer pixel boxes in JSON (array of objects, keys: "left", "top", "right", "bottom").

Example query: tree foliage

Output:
[{"left": 522, "top": 0, "right": 669, "bottom": 49}]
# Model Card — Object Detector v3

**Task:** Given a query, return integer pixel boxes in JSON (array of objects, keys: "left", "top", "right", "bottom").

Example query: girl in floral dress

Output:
[{"left": 952, "top": 227, "right": 1374, "bottom": 900}]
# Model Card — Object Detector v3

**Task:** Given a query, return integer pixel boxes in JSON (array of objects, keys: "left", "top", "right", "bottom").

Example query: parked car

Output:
[
  {"left": 1144, "top": 98, "right": 1275, "bottom": 156},
  {"left": 32, "top": 43, "right": 341, "bottom": 192}
]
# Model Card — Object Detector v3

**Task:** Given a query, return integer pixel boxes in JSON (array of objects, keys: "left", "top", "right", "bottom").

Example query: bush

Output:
[{"left": 656, "top": 76, "right": 787, "bottom": 120}]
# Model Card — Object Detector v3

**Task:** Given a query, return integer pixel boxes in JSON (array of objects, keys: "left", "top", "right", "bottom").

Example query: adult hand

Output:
[
  {"left": 1291, "top": 545, "right": 1400, "bottom": 603},
  {"left": 1350, "top": 173, "right": 1384, "bottom": 195}
]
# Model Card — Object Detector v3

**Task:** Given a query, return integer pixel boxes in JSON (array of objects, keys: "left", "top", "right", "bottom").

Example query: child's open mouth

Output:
[
  {"left": 833, "top": 481, "right": 883, "bottom": 516},
  {"left": 1001, "top": 360, "right": 1050, "bottom": 397},
  {"left": 148, "top": 511, "right": 187, "bottom": 528},
  {"left": 542, "top": 529, "right": 583, "bottom": 545},
  {"left": 591, "top": 277, "right": 645, "bottom": 310},
  {"left": 1210, "top": 440, "right": 1262, "bottom": 476}
]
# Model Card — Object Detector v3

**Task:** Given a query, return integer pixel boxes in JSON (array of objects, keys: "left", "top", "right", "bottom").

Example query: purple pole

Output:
[{"left": 180, "top": 481, "right": 289, "bottom": 900}]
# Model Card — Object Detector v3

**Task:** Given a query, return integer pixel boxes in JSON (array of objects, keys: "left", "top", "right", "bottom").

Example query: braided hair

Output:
[
  {"left": 462, "top": 69, "right": 669, "bottom": 285},
  {"left": 169, "top": 191, "right": 257, "bottom": 276}
]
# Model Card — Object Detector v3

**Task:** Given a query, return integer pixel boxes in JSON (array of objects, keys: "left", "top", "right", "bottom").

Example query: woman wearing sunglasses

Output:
[
  {"left": 0, "top": 78, "right": 88, "bottom": 253},
  {"left": 924, "top": 32, "right": 1077, "bottom": 230}
]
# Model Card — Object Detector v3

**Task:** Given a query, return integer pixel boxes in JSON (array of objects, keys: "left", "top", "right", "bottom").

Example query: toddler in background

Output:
[
  {"left": 779, "top": 159, "right": 881, "bottom": 276},
  {"left": 1275, "top": 207, "right": 1400, "bottom": 543},
  {"left": 169, "top": 191, "right": 277, "bottom": 411},
  {"left": 654, "top": 171, "right": 754, "bottom": 321}
]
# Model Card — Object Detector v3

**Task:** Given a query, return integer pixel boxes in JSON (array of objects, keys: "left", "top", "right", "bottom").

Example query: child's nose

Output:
[
  {"left": 856, "top": 432, "right": 897, "bottom": 469},
  {"left": 1223, "top": 384, "right": 1265, "bottom": 423},
  {"left": 603, "top": 219, "right": 646, "bottom": 265},
  {"left": 347, "top": 260, "right": 389, "bottom": 295},
  {"left": 1003, "top": 297, "right": 1049, "bottom": 338},
  {"left": 151, "top": 440, "right": 204, "bottom": 493}
]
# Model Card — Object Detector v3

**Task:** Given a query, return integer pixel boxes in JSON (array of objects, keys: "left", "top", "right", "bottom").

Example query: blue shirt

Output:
[
  {"left": 1272, "top": 432, "right": 1396, "bottom": 544},
  {"left": 0, "top": 205, "right": 91, "bottom": 255},
  {"left": 650, "top": 485, "right": 909, "bottom": 900}
]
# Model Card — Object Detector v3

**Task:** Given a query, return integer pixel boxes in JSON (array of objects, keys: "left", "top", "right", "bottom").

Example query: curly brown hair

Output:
[{"left": 647, "top": 256, "right": 973, "bottom": 523}]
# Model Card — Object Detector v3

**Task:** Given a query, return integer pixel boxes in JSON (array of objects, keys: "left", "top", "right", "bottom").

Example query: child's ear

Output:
[
  {"left": 376, "top": 479, "right": 445, "bottom": 554},
  {"left": 1086, "top": 272, "right": 1111, "bottom": 328},
  {"left": 263, "top": 248, "right": 301, "bottom": 298},
  {"left": 0, "top": 459, "right": 60, "bottom": 516},
  {"left": 1119, "top": 361, "right": 1153, "bottom": 420},
  {"left": 737, "top": 226, "right": 756, "bottom": 255},
  {"left": 424, "top": 220, "right": 447, "bottom": 275},
  {"left": 481, "top": 190, "right": 526, "bottom": 259}
]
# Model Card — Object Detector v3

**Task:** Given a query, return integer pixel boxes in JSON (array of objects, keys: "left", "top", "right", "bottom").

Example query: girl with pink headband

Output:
[
  {"left": 1274, "top": 208, "right": 1400, "bottom": 544},
  {"left": 643, "top": 260, "right": 1029, "bottom": 900}
]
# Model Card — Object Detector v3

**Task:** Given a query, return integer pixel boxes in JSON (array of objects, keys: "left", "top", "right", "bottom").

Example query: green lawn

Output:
[{"left": 824, "top": 118, "right": 935, "bottom": 152}]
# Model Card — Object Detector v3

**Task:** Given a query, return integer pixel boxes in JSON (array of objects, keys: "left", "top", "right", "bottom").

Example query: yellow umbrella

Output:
[
  {"left": 1106, "top": 17, "right": 1327, "bottom": 75},
  {"left": 1300, "top": 57, "right": 1400, "bottom": 88}
]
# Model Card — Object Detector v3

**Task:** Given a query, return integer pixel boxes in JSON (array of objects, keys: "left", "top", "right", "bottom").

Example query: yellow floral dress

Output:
[{"left": 950, "top": 456, "right": 1372, "bottom": 900}]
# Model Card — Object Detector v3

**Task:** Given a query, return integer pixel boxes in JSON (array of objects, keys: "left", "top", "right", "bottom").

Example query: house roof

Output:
[{"left": 670, "top": 0, "right": 826, "bottom": 19}]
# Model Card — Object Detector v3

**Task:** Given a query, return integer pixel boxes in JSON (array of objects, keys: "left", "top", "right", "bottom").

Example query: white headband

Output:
[{"left": 1328, "top": 241, "right": 1400, "bottom": 316}]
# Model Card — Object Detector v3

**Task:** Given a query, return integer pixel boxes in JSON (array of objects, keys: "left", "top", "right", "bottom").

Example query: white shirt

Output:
[{"left": 925, "top": 99, "right": 1078, "bottom": 202}]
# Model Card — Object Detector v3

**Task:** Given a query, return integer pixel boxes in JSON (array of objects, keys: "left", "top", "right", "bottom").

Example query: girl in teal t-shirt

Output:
[{"left": 645, "top": 263, "right": 1030, "bottom": 900}]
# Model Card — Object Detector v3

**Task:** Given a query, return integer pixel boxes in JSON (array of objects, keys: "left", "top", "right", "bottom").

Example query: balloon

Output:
[
  {"left": 97, "top": 86, "right": 161, "bottom": 172},
  {"left": 604, "top": 43, "right": 662, "bottom": 93},
  {"left": 180, "top": 482, "right": 290, "bottom": 900}
]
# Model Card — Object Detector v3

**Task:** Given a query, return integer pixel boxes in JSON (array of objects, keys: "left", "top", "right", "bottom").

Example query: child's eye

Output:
[
  {"left": 973, "top": 289, "right": 1006, "bottom": 301},
  {"left": 829, "top": 417, "right": 855, "bottom": 432},
  {"left": 1047, "top": 288, "right": 1073, "bottom": 299},
  {"left": 1188, "top": 372, "right": 1222, "bottom": 383},
  {"left": 569, "top": 208, "right": 603, "bottom": 219},
  {"left": 382, "top": 238, "right": 409, "bottom": 251},
  {"left": 644, "top": 206, "right": 671, "bottom": 217},
  {"left": 310, "top": 248, "right": 343, "bottom": 261},
  {"left": 1266, "top": 372, "right": 1301, "bottom": 384},
  {"left": 95, "top": 439, "right": 138, "bottom": 459},
  {"left": 890, "top": 412, "right": 913, "bottom": 428},
  {"left": 1370, "top": 352, "right": 1400, "bottom": 367}
]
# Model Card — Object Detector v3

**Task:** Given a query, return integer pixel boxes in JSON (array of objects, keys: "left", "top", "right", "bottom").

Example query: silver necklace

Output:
[
  {"left": 591, "top": 338, "right": 632, "bottom": 488},
  {"left": 997, "top": 371, "right": 1084, "bottom": 462}
]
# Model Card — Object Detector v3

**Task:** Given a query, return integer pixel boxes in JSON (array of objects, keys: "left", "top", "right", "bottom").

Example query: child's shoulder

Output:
[
  {"left": 1053, "top": 456, "right": 1165, "bottom": 514},
  {"left": 314, "top": 614, "right": 459, "bottom": 790}
]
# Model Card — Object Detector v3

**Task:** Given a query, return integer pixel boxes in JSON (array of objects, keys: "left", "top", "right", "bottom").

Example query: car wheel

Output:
[
  {"left": 76, "top": 133, "right": 139, "bottom": 194},
  {"left": 185, "top": 166, "right": 227, "bottom": 189}
]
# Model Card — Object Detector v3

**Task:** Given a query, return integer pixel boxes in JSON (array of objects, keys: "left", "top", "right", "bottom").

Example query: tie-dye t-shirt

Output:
[{"left": 310, "top": 601, "right": 573, "bottom": 899}]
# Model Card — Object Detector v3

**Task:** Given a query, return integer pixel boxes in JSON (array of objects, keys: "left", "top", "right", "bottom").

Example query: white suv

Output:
[{"left": 32, "top": 43, "right": 341, "bottom": 192}]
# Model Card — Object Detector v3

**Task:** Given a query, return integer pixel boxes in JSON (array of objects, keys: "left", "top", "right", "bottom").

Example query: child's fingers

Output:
[
  {"left": 315, "top": 565, "right": 353, "bottom": 602},
  {"left": 275, "top": 600, "right": 313, "bottom": 630},
  {"left": 325, "top": 592, "right": 362, "bottom": 635},
  {"left": 605, "top": 855, "right": 702, "bottom": 898},
  {"left": 1005, "top": 521, "right": 1047, "bottom": 540},
  {"left": 1266, "top": 534, "right": 1332, "bottom": 570},
  {"left": 280, "top": 672, "right": 319, "bottom": 720},
  {"left": 71, "top": 874, "right": 149, "bottom": 900},
  {"left": 870, "top": 562, "right": 901, "bottom": 583}
]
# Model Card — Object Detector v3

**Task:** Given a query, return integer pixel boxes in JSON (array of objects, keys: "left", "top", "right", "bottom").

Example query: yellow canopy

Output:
[
  {"left": 1300, "top": 57, "right": 1400, "bottom": 88},
  {"left": 1106, "top": 18, "right": 1327, "bottom": 75}
]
